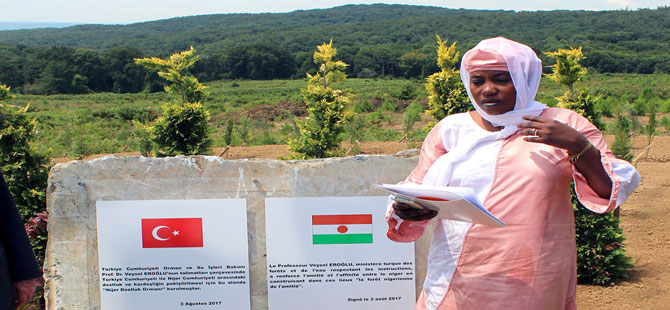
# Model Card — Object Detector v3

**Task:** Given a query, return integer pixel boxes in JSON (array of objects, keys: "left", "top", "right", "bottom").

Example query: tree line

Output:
[
  {"left": 0, "top": 42, "right": 442, "bottom": 94},
  {"left": 0, "top": 43, "right": 302, "bottom": 94},
  {"left": 0, "top": 4, "right": 669, "bottom": 94}
]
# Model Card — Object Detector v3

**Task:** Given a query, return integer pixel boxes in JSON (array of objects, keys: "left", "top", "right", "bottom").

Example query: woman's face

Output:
[{"left": 469, "top": 70, "right": 517, "bottom": 115}]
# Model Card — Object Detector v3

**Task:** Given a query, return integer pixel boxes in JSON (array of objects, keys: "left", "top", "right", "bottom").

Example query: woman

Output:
[{"left": 386, "top": 37, "right": 640, "bottom": 310}]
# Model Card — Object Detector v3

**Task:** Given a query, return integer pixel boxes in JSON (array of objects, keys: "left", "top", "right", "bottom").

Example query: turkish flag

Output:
[{"left": 141, "top": 218, "right": 203, "bottom": 248}]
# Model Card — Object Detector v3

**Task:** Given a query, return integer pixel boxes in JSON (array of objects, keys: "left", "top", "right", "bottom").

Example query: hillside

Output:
[
  {"left": 1, "top": 5, "right": 670, "bottom": 96},
  {"left": 0, "top": 5, "right": 668, "bottom": 59},
  {"left": 0, "top": 5, "right": 472, "bottom": 54}
]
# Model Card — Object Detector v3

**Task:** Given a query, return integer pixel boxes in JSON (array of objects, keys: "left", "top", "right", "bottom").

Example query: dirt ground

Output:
[
  {"left": 65, "top": 135, "right": 669, "bottom": 309},
  {"left": 575, "top": 136, "right": 670, "bottom": 310}
]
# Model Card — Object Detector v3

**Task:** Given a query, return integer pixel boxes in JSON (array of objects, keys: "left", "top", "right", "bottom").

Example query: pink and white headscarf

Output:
[
  {"left": 460, "top": 37, "right": 547, "bottom": 137},
  {"left": 423, "top": 38, "right": 547, "bottom": 187}
]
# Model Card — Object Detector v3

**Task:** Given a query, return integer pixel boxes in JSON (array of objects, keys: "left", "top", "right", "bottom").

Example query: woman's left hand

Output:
[
  {"left": 517, "top": 115, "right": 590, "bottom": 154},
  {"left": 517, "top": 115, "right": 612, "bottom": 199}
]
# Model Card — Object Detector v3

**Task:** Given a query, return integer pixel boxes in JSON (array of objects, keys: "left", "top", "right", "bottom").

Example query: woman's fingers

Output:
[
  {"left": 521, "top": 115, "right": 546, "bottom": 122},
  {"left": 518, "top": 116, "right": 589, "bottom": 152},
  {"left": 396, "top": 208, "right": 437, "bottom": 221},
  {"left": 392, "top": 202, "right": 437, "bottom": 221},
  {"left": 408, "top": 209, "right": 438, "bottom": 221}
]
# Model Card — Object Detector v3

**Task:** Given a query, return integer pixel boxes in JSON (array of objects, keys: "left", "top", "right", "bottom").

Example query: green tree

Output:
[
  {"left": 289, "top": 40, "right": 353, "bottom": 159},
  {"left": 424, "top": 35, "right": 470, "bottom": 128},
  {"left": 610, "top": 110, "right": 633, "bottom": 219},
  {"left": 29, "top": 59, "right": 73, "bottom": 94},
  {"left": 660, "top": 115, "right": 670, "bottom": 134},
  {"left": 134, "top": 47, "right": 212, "bottom": 156},
  {"left": 344, "top": 115, "right": 364, "bottom": 156},
  {"left": 237, "top": 115, "right": 251, "bottom": 144},
  {"left": 223, "top": 43, "right": 296, "bottom": 80},
  {"left": 402, "top": 100, "right": 424, "bottom": 147},
  {"left": 611, "top": 113, "right": 633, "bottom": 162},
  {"left": 72, "top": 49, "right": 109, "bottom": 92},
  {"left": 108, "top": 46, "right": 148, "bottom": 93},
  {"left": 545, "top": 47, "right": 587, "bottom": 95},
  {"left": 643, "top": 101, "right": 658, "bottom": 159},
  {"left": 223, "top": 119, "right": 234, "bottom": 146},
  {"left": 0, "top": 83, "right": 49, "bottom": 220},
  {"left": 399, "top": 52, "right": 436, "bottom": 78},
  {"left": 545, "top": 47, "right": 632, "bottom": 285},
  {"left": 555, "top": 89, "right": 604, "bottom": 130},
  {"left": 0, "top": 83, "right": 9, "bottom": 101},
  {"left": 547, "top": 47, "right": 603, "bottom": 130},
  {"left": 573, "top": 202, "right": 633, "bottom": 285}
]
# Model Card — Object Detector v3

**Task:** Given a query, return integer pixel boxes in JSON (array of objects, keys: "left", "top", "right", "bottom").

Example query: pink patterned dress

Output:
[{"left": 386, "top": 108, "right": 640, "bottom": 310}]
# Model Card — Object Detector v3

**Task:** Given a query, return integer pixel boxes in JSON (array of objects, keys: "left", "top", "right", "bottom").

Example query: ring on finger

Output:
[{"left": 531, "top": 128, "right": 538, "bottom": 136}]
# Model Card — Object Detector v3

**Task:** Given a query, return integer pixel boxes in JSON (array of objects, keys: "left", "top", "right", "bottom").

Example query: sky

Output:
[{"left": 0, "top": 0, "right": 667, "bottom": 24}]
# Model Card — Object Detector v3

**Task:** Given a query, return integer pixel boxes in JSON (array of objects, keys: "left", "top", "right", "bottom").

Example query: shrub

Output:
[
  {"left": 71, "top": 136, "right": 89, "bottom": 158},
  {"left": 134, "top": 47, "right": 212, "bottom": 156},
  {"left": 289, "top": 40, "right": 353, "bottom": 159},
  {"left": 223, "top": 119, "right": 234, "bottom": 146},
  {"left": 367, "top": 109, "right": 391, "bottom": 126},
  {"left": 660, "top": 115, "right": 670, "bottom": 133},
  {"left": 352, "top": 100, "right": 374, "bottom": 113},
  {"left": 597, "top": 96, "right": 616, "bottom": 117},
  {"left": 632, "top": 97, "right": 647, "bottom": 115},
  {"left": 424, "top": 35, "right": 470, "bottom": 128},
  {"left": 344, "top": 115, "right": 365, "bottom": 155},
  {"left": 0, "top": 92, "right": 50, "bottom": 220},
  {"left": 611, "top": 113, "right": 633, "bottom": 162},
  {"left": 256, "top": 130, "right": 279, "bottom": 145},
  {"left": 279, "top": 122, "right": 294, "bottom": 136},
  {"left": 574, "top": 199, "right": 633, "bottom": 285},
  {"left": 237, "top": 115, "right": 251, "bottom": 144},
  {"left": 380, "top": 99, "right": 397, "bottom": 112},
  {"left": 150, "top": 102, "right": 212, "bottom": 156},
  {"left": 24, "top": 211, "right": 48, "bottom": 309},
  {"left": 279, "top": 117, "right": 300, "bottom": 142},
  {"left": 133, "top": 125, "right": 154, "bottom": 157},
  {"left": 638, "top": 87, "right": 656, "bottom": 102},
  {"left": 544, "top": 47, "right": 587, "bottom": 95},
  {"left": 402, "top": 100, "right": 423, "bottom": 145},
  {"left": 393, "top": 81, "right": 418, "bottom": 100},
  {"left": 367, "top": 126, "right": 402, "bottom": 141},
  {"left": 643, "top": 101, "right": 658, "bottom": 159},
  {"left": 116, "top": 105, "right": 154, "bottom": 122},
  {"left": 545, "top": 47, "right": 632, "bottom": 285},
  {"left": 24, "top": 211, "right": 48, "bottom": 266},
  {"left": 659, "top": 100, "right": 670, "bottom": 113},
  {"left": 556, "top": 89, "right": 604, "bottom": 130}
]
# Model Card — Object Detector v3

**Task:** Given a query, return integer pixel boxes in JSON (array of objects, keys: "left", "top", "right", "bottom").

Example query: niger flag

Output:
[
  {"left": 141, "top": 218, "right": 203, "bottom": 248},
  {"left": 311, "top": 214, "right": 372, "bottom": 245}
]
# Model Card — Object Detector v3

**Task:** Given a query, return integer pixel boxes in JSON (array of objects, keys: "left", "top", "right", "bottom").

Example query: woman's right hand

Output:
[{"left": 392, "top": 202, "right": 438, "bottom": 221}]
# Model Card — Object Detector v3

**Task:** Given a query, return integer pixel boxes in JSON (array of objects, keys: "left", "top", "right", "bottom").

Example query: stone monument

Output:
[{"left": 44, "top": 154, "right": 433, "bottom": 309}]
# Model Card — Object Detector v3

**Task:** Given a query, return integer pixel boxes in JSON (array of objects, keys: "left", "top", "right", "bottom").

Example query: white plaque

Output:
[
  {"left": 265, "top": 196, "right": 415, "bottom": 309},
  {"left": 96, "top": 199, "right": 250, "bottom": 309}
]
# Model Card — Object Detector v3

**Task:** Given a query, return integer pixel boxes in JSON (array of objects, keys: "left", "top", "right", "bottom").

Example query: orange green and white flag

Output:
[{"left": 311, "top": 214, "right": 373, "bottom": 245}]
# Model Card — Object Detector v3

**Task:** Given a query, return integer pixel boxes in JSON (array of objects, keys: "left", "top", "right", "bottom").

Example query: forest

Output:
[{"left": 0, "top": 4, "right": 669, "bottom": 95}]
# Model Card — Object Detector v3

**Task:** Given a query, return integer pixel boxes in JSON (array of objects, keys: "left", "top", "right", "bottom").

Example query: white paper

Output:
[
  {"left": 265, "top": 196, "right": 415, "bottom": 310},
  {"left": 96, "top": 199, "right": 250, "bottom": 310},
  {"left": 378, "top": 183, "right": 505, "bottom": 227}
]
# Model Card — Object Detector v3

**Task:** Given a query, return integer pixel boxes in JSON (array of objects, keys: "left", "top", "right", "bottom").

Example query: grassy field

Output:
[{"left": 10, "top": 73, "right": 670, "bottom": 159}]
